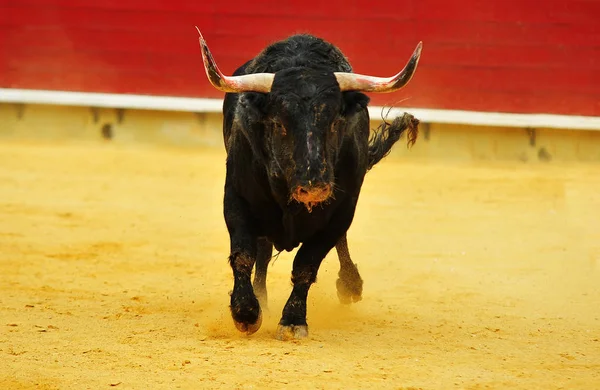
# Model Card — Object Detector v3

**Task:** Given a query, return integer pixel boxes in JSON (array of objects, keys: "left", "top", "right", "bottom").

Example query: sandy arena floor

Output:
[{"left": 1, "top": 140, "right": 599, "bottom": 389}]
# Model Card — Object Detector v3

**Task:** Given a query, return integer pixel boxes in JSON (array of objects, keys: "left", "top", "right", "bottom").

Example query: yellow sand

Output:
[{"left": 1, "top": 141, "right": 599, "bottom": 389}]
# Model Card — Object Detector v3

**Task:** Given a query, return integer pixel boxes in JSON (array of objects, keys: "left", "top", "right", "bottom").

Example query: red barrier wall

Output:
[{"left": 1, "top": 0, "right": 599, "bottom": 116}]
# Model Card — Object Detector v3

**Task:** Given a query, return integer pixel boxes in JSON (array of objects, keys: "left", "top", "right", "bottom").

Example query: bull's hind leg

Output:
[
  {"left": 224, "top": 186, "right": 262, "bottom": 335},
  {"left": 253, "top": 237, "right": 273, "bottom": 311},
  {"left": 335, "top": 234, "right": 363, "bottom": 304}
]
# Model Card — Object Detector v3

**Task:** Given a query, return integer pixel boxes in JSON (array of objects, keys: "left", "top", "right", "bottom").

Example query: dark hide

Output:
[{"left": 220, "top": 34, "right": 418, "bottom": 339}]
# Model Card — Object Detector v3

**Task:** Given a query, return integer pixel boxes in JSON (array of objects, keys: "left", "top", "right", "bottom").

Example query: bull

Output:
[{"left": 196, "top": 28, "right": 422, "bottom": 340}]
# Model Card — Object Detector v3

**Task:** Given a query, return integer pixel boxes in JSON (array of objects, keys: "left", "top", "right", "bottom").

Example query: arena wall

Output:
[
  {"left": 1, "top": 0, "right": 599, "bottom": 161},
  {"left": 2, "top": 104, "right": 600, "bottom": 163},
  {"left": 1, "top": 0, "right": 599, "bottom": 116}
]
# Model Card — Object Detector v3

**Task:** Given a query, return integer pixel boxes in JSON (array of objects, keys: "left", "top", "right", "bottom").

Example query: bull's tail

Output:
[{"left": 367, "top": 112, "right": 420, "bottom": 171}]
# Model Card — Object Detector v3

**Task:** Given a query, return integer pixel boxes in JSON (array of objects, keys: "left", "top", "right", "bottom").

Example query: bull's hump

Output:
[{"left": 247, "top": 34, "right": 352, "bottom": 74}]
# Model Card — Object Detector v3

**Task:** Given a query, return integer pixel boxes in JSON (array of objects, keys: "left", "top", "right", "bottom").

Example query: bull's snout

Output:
[{"left": 292, "top": 183, "right": 332, "bottom": 205}]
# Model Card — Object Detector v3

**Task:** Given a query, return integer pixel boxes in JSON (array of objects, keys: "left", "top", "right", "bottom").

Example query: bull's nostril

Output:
[{"left": 293, "top": 183, "right": 332, "bottom": 205}]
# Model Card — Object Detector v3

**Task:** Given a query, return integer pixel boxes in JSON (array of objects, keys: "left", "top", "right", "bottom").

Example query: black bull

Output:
[{"left": 197, "top": 29, "right": 422, "bottom": 340}]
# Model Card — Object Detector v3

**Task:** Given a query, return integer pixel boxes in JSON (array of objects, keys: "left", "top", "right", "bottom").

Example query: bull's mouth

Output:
[{"left": 292, "top": 184, "right": 333, "bottom": 212}]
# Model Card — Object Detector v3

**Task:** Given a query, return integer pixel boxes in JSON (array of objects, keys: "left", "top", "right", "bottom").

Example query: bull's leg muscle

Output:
[
  {"left": 276, "top": 199, "right": 358, "bottom": 340},
  {"left": 275, "top": 241, "right": 330, "bottom": 340},
  {"left": 224, "top": 186, "right": 262, "bottom": 335},
  {"left": 335, "top": 233, "right": 363, "bottom": 304},
  {"left": 253, "top": 237, "right": 273, "bottom": 310}
]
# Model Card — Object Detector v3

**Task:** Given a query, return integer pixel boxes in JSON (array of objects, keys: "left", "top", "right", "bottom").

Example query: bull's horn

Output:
[
  {"left": 334, "top": 42, "right": 422, "bottom": 93},
  {"left": 196, "top": 27, "right": 274, "bottom": 93}
]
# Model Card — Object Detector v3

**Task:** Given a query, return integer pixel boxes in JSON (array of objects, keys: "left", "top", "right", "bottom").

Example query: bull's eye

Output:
[
  {"left": 273, "top": 122, "right": 287, "bottom": 136},
  {"left": 331, "top": 119, "right": 342, "bottom": 133}
]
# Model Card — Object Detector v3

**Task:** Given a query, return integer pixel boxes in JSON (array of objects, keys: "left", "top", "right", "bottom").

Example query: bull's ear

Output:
[
  {"left": 342, "top": 91, "right": 370, "bottom": 116},
  {"left": 238, "top": 92, "right": 269, "bottom": 122}
]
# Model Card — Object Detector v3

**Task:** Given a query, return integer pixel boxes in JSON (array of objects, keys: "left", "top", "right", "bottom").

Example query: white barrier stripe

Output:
[{"left": 1, "top": 88, "right": 599, "bottom": 131}]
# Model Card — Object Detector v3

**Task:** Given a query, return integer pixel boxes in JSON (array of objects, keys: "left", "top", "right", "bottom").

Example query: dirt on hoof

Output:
[
  {"left": 233, "top": 310, "right": 263, "bottom": 335},
  {"left": 276, "top": 324, "right": 309, "bottom": 341},
  {"left": 336, "top": 278, "right": 363, "bottom": 304}
]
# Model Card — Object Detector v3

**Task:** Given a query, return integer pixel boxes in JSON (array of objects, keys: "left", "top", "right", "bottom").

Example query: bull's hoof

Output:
[
  {"left": 275, "top": 324, "right": 309, "bottom": 341},
  {"left": 336, "top": 277, "right": 363, "bottom": 305},
  {"left": 233, "top": 309, "right": 263, "bottom": 335},
  {"left": 230, "top": 293, "right": 262, "bottom": 335}
]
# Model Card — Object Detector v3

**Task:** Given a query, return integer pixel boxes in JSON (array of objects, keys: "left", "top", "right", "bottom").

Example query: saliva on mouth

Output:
[
  {"left": 301, "top": 199, "right": 329, "bottom": 213},
  {"left": 304, "top": 201, "right": 316, "bottom": 213}
]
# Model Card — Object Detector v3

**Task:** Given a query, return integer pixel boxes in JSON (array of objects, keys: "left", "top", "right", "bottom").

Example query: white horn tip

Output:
[
  {"left": 195, "top": 26, "right": 203, "bottom": 40},
  {"left": 415, "top": 41, "right": 423, "bottom": 56}
]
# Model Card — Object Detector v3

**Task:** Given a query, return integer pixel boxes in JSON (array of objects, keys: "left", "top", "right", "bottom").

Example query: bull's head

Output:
[{"left": 196, "top": 28, "right": 422, "bottom": 211}]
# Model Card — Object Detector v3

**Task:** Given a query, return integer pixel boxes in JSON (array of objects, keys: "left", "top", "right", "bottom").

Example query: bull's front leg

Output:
[
  {"left": 224, "top": 186, "right": 262, "bottom": 335},
  {"left": 276, "top": 201, "right": 357, "bottom": 341}
]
